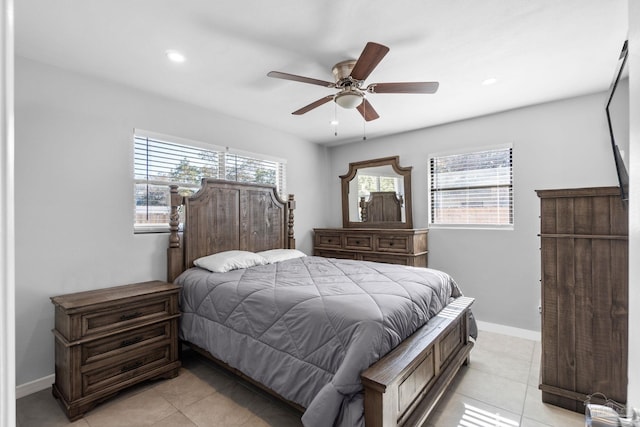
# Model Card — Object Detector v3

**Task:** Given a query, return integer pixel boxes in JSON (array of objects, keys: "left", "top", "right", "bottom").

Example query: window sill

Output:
[
  {"left": 134, "top": 224, "right": 171, "bottom": 234},
  {"left": 428, "top": 224, "right": 514, "bottom": 231}
]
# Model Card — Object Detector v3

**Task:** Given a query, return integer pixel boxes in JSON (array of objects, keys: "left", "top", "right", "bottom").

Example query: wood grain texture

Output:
[
  {"left": 536, "top": 187, "right": 628, "bottom": 412},
  {"left": 361, "top": 297, "right": 474, "bottom": 427},
  {"left": 167, "top": 179, "right": 295, "bottom": 282},
  {"left": 360, "top": 192, "right": 403, "bottom": 223},
  {"left": 313, "top": 228, "right": 429, "bottom": 267},
  {"left": 51, "top": 281, "right": 181, "bottom": 420}
]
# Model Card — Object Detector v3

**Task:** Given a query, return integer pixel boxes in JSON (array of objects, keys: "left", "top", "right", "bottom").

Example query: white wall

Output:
[
  {"left": 328, "top": 93, "right": 619, "bottom": 332},
  {"left": 627, "top": 0, "right": 639, "bottom": 412},
  {"left": 0, "top": 0, "right": 15, "bottom": 424},
  {"left": 14, "top": 57, "right": 330, "bottom": 385}
]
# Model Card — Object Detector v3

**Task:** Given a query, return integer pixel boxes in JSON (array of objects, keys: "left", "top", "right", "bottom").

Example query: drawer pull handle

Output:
[
  {"left": 119, "top": 312, "right": 142, "bottom": 321},
  {"left": 389, "top": 242, "right": 394, "bottom": 246},
  {"left": 121, "top": 361, "right": 144, "bottom": 373},
  {"left": 355, "top": 240, "right": 360, "bottom": 244},
  {"left": 121, "top": 336, "right": 143, "bottom": 347},
  {"left": 327, "top": 239, "right": 332, "bottom": 243}
]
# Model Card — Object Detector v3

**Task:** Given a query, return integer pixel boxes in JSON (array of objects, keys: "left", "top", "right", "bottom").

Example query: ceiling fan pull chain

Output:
[
  {"left": 362, "top": 100, "right": 367, "bottom": 140},
  {"left": 334, "top": 102, "right": 338, "bottom": 137}
]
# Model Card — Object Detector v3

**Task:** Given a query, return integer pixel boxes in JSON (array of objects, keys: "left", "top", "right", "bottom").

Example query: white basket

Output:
[{"left": 584, "top": 393, "right": 628, "bottom": 427}]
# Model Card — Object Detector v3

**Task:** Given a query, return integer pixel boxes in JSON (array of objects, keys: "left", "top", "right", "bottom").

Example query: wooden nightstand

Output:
[{"left": 51, "top": 281, "right": 181, "bottom": 420}]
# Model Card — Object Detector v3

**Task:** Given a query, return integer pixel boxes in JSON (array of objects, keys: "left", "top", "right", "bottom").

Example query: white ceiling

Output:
[{"left": 15, "top": 0, "right": 628, "bottom": 146}]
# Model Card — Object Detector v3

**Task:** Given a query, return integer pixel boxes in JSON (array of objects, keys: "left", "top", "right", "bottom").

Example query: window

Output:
[
  {"left": 134, "top": 130, "right": 286, "bottom": 233},
  {"left": 428, "top": 145, "right": 513, "bottom": 228},
  {"left": 357, "top": 174, "right": 400, "bottom": 199}
]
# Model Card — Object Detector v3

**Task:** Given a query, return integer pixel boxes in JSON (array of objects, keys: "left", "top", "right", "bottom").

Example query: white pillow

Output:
[
  {"left": 194, "top": 250, "right": 267, "bottom": 273},
  {"left": 256, "top": 249, "right": 307, "bottom": 264}
]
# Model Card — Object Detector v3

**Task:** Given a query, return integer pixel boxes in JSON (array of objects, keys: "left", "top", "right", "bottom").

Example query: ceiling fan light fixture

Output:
[{"left": 334, "top": 91, "right": 364, "bottom": 109}]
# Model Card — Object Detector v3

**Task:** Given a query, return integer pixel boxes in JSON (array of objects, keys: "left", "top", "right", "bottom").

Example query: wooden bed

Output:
[{"left": 167, "top": 179, "right": 474, "bottom": 427}]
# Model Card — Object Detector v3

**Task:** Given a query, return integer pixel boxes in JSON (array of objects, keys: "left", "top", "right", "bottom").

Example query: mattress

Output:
[{"left": 176, "top": 256, "right": 465, "bottom": 427}]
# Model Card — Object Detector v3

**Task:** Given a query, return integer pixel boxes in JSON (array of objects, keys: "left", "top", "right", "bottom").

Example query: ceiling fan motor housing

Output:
[
  {"left": 332, "top": 60, "right": 357, "bottom": 83},
  {"left": 332, "top": 60, "right": 365, "bottom": 108}
]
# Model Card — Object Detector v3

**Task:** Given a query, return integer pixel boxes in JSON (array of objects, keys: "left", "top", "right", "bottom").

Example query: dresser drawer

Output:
[
  {"left": 344, "top": 235, "right": 373, "bottom": 251},
  {"left": 361, "top": 253, "right": 410, "bottom": 265},
  {"left": 81, "top": 321, "right": 172, "bottom": 365},
  {"left": 313, "top": 228, "right": 428, "bottom": 268},
  {"left": 315, "top": 233, "right": 342, "bottom": 249},
  {"left": 376, "top": 236, "right": 410, "bottom": 253},
  {"left": 82, "top": 343, "right": 171, "bottom": 395},
  {"left": 82, "top": 296, "right": 173, "bottom": 339},
  {"left": 314, "top": 249, "right": 357, "bottom": 260}
]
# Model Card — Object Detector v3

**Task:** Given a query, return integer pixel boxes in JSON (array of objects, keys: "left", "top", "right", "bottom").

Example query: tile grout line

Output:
[{"left": 519, "top": 343, "right": 536, "bottom": 426}]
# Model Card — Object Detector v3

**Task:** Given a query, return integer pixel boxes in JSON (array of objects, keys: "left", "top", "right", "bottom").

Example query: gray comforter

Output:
[{"left": 176, "top": 256, "right": 463, "bottom": 427}]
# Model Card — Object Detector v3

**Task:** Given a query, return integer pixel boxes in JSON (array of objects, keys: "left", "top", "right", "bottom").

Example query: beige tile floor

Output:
[{"left": 16, "top": 331, "right": 585, "bottom": 427}]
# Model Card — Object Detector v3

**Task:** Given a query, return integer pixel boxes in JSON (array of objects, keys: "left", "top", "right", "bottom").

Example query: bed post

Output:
[
  {"left": 359, "top": 196, "right": 368, "bottom": 222},
  {"left": 167, "top": 185, "right": 184, "bottom": 283},
  {"left": 287, "top": 194, "right": 296, "bottom": 249}
]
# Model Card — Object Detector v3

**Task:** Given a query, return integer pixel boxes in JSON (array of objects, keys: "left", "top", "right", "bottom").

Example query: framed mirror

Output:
[{"left": 340, "top": 156, "right": 413, "bottom": 228}]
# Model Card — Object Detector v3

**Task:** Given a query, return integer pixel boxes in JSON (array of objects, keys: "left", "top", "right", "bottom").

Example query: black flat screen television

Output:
[{"left": 605, "top": 40, "right": 630, "bottom": 201}]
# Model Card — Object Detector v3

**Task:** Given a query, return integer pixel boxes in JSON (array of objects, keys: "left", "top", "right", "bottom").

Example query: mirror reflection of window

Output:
[
  {"left": 351, "top": 168, "right": 406, "bottom": 222},
  {"left": 341, "top": 156, "right": 413, "bottom": 228},
  {"left": 357, "top": 175, "right": 399, "bottom": 199},
  {"left": 355, "top": 172, "right": 404, "bottom": 222}
]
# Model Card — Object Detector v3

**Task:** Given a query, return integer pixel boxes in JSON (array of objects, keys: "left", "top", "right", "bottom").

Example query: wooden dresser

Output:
[
  {"left": 537, "top": 187, "right": 628, "bottom": 412},
  {"left": 51, "top": 281, "right": 181, "bottom": 420},
  {"left": 314, "top": 228, "right": 428, "bottom": 267}
]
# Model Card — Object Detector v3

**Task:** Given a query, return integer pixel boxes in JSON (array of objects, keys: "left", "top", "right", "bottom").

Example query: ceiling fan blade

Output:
[
  {"left": 356, "top": 98, "right": 380, "bottom": 121},
  {"left": 292, "top": 95, "right": 334, "bottom": 115},
  {"left": 350, "top": 42, "right": 390, "bottom": 81},
  {"left": 267, "top": 71, "right": 335, "bottom": 88},
  {"left": 367, "top": 82, "right": 439, "bottom": 94}
]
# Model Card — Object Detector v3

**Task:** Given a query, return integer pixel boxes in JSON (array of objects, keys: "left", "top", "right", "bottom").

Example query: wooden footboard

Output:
[
  {"left": 361, "top": 296, "right": 475, "bottom": 427},
  {"left": 183, "top": 296, "right": 474, "bottom": 427}
]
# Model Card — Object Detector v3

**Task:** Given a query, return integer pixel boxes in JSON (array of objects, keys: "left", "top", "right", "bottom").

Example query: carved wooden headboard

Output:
[
  {"left": 167, "top": 179, "right": 295, "bottom": 282},
  {"left": 359, "top": 191, "right": 403, "bottom": 222}
]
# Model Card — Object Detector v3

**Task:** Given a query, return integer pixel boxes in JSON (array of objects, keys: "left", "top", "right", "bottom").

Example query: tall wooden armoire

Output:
[{"left": 537, "top": 187, "right": 628, "bottom": 413}]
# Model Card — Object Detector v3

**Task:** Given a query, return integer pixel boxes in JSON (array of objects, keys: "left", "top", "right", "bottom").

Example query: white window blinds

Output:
[
  {"left": 134, "top": 131, "right": 286, "bottom": 233},
  {"left": 429, "top": 146, "right": 513, "bottom": 227}
]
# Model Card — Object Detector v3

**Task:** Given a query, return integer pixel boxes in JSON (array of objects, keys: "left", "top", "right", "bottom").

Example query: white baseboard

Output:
[
  {"left": 14, "top": 322, "right": 539, "bottom": 399},
  {"left": 16, "top": 374, "right": 54, "bottom": 399},
  {"left": 476, "top": 320, "right": 541, "bottom": 342}
]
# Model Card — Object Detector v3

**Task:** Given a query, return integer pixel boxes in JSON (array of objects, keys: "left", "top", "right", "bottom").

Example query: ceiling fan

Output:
[{"left": 267, "top": 42, "right": 439, "bottom": 121}]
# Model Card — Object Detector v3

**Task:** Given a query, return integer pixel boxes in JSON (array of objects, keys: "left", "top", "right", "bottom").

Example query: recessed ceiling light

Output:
[
  {"left": 330, "top": 120, "right": 339, "bottom": 126},
  {"left": 482, "top": 77, "right": 497, "bottom": 86},
  {"left": 165, "top": 50, "right": 186, "bottom": 63}
]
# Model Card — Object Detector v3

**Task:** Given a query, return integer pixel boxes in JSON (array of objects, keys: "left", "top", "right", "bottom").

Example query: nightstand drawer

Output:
[
  {"left": 344, "top": 235, "right": 372, "bottom": 250},
  {"left": 82, "top": 343, "right": 171, "bottom": 395},
  {"left": 82, "top": 296, "right": 172, "bottom": 338},
  {"left": 315, "top": 233, "right": 342, "bottom": 249},
  {"left": 81, "top": 321, "right": 172, "bottom": 365},
  {"left": 376, "top": 236, "right": 410, "bottom": 253}
]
